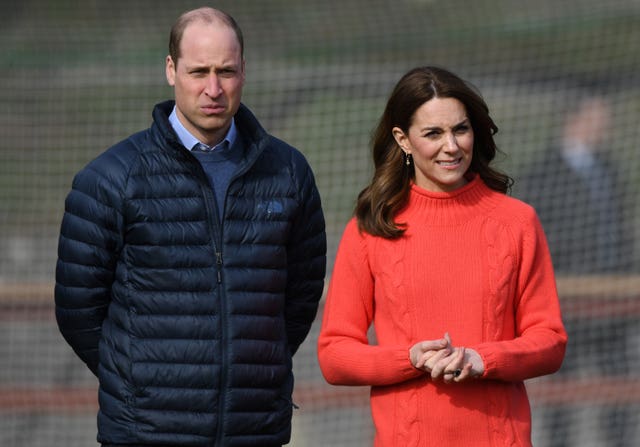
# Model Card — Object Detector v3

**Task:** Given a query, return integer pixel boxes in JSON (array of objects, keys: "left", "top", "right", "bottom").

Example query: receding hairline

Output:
[
  {"left": 180, "top": 7, "right": 234, "bottom": 28},
  {"left": 169, "top": 7, "right": 244, "bottom": 64}
]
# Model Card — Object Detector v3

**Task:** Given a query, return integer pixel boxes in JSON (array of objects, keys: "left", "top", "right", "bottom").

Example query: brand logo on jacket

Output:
[{"left": 257, "top": 199, "right": 284, "bottom": 217}]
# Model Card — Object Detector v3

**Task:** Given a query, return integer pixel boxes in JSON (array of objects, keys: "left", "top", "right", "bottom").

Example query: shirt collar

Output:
[{"left": 169, "top": 105, "right": 237, "bottom": 151}]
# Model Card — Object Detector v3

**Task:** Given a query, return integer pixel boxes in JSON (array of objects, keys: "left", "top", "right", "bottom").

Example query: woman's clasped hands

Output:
[{"left": 409, "top": 332, "right": 484, "bottom": 383}]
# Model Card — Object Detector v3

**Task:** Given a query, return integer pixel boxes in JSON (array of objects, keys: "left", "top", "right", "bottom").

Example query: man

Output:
[
  {"left": 55, "top": 7, "right": 326, "bottom": 447},
  {"left": 517, "top": 92, "right": 633, "bottom": 447},
  {"left": 518, "top": 93, "right": 631, "bottom": 274}
]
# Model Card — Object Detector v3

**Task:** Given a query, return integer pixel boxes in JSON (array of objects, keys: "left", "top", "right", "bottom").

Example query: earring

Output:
[{"left": 405, "top": 153, "right": 412, "bottom": 166}]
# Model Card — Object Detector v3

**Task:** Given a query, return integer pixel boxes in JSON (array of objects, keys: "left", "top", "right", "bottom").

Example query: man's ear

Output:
[{"left": 165, "top": 55, "right": 176, "bottom": 86}]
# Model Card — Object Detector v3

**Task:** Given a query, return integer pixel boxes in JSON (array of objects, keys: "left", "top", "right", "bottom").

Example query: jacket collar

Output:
[{"left": 151, "top": 100, "right": 269, "bottom": 169}]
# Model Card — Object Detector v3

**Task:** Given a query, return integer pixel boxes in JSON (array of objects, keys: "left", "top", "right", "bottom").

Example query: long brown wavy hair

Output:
[{"left": 355, "top": 66, "right": 513, "bottom": 238}]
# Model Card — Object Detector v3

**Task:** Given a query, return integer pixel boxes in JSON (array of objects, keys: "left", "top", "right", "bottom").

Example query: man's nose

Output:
[{"left": 204, "top": 74, "right": 222, "bottom": 97}]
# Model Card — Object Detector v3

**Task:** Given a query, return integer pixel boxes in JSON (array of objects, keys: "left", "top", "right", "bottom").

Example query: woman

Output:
[{"left": 317, "top": 66, "right": 567, "bottom": 446}]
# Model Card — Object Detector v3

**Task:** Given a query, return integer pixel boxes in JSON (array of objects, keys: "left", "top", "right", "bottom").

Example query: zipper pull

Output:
[{"left": 216, "top": 252, "right": 223, "bottom": 283}]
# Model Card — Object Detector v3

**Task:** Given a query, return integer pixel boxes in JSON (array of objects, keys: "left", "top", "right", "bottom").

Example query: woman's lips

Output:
[{"left": 436, "top": 158, "right": 462, "bottom": 168}]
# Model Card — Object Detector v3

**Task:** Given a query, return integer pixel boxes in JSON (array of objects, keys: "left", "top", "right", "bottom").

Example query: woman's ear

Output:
[{"left": 392, "top": 127, "right": 409, "bottom": 154}]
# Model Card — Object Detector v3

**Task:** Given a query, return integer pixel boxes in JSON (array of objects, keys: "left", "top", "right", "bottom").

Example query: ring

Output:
[{"left": 453, "top": 369, "right": 462, "bottom": 377}]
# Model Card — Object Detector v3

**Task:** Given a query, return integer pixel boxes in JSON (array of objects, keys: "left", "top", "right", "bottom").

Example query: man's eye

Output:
[{"left": 220, "top": 69, "right": 236, "bottom": 77}]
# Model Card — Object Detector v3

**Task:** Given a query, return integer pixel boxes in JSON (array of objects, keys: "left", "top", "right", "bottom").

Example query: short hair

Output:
[{"left": 168, "top": 7, "right": 244, "bottom": 66}]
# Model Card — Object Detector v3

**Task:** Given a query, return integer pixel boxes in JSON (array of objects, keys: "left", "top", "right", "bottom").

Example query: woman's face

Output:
[{"left": 393, "top": 97, "right": 473, "bottom": 192}]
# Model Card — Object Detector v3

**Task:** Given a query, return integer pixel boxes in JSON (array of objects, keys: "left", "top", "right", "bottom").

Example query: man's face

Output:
[{"left": 166, "top": 20, "right": 245, "bottom": 146}]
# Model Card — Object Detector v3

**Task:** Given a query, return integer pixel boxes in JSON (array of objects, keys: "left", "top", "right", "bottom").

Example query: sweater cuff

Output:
[
  {"left": 400, "top": 348, "right": 426, "bottom": 380},
  {"left": 474, "top": 346, "right": 494, "bottom": 379},
  {"left": 372, "top": 346, "right": 426, "bottom": 384}
]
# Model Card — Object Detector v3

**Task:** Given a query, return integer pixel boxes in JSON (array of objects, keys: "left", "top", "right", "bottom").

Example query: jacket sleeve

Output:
[
  {"left": 54, "top": 149, "right": 128, "bottom": 376},
  {"left": 284, "top": 154, "right": 327, "bottom": 355},
  {"left": 475, "top": 208, "right": 568, "bottom": 382}
]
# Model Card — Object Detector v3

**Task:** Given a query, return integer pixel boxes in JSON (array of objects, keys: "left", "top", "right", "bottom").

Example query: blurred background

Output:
[{"left": 1, "top": 0, "right": 639, "bottom": 446}]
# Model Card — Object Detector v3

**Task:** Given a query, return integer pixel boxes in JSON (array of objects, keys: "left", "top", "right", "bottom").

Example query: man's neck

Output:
[{"left": 169, "top": 106, "right": 236, "bottom": 150}]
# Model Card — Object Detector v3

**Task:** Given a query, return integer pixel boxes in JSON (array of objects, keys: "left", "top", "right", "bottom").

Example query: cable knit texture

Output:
[{"left": 318, "top": 176, "right": 566, "bottom": 447}]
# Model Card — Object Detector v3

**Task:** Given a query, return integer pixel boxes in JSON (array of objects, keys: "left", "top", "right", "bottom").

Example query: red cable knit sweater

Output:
[{"left": 318, "top": 176, "right": 567, "bottom": 447}]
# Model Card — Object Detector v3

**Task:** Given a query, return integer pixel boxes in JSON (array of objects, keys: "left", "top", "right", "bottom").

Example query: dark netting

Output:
[{"left": 1, "top": 1, "right": 639, "bottom": 446}]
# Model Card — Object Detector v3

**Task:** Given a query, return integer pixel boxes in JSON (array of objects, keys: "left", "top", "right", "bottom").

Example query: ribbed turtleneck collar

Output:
[{"left": 399, "top": 175, "right": 504, "bottom": 226}]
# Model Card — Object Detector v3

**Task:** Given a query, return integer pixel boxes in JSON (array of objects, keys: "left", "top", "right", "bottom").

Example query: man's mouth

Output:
[{"left": 202, "top": 104, "right": 225, "bottom": 114}]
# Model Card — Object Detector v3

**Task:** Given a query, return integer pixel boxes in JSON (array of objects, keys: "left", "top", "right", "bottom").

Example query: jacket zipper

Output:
[
  {"left": 207, "top": 197, "right": 227, "bottom": 446},
  {"left": 214, "top": 246, "right": 227, "bottom": 446},
  {"left": 190, "top": 157, "right": 228, "bottom": 446},
  {"left": 188, "top": 140, "right": 255, "bottom": 445},
  {"left": 216, "top": 251, "right": 223, "bottom": 284}
]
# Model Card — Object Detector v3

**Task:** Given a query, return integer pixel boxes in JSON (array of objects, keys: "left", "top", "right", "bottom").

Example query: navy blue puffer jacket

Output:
[{"left": 55, "top": 101, "right": 326, "bottom": 446}]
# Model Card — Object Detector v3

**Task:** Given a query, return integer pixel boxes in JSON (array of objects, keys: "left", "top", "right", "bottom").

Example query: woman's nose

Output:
[{"left": 444, "top": 133, "right": 458, "bottom": 151}]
